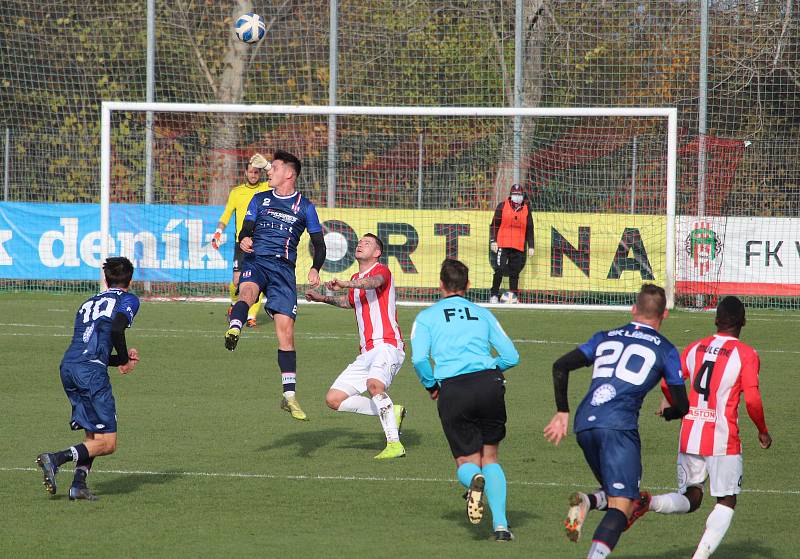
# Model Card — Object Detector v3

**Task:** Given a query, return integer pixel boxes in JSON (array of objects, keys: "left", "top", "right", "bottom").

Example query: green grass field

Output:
[{"left": 1, "top": 293, "right": 798, "bottom": 558}]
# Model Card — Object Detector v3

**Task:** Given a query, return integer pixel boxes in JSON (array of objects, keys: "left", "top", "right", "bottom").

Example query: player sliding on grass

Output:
[
  {"left": 36, "top": 257, "right": 140, "bottom": 501},
  {"left": 411, "top": 259, "right": 519, "bottom": 541},
  {"left": 306, "top": 233, "right": 407, "bottom": 459},
  {"left": 626, "top": 296, "right": 772, "bottom": 559},
  {"left": 224, "top": 150, "right": 325, "bottom": 421},
  {"left": 543, "top": 283, "right": 689, "bottom": 558}
]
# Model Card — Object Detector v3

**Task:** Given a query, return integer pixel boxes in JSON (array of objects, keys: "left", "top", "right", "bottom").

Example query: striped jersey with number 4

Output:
[{"left": 680, "top": 334, "right": 764, "bottom": 456}]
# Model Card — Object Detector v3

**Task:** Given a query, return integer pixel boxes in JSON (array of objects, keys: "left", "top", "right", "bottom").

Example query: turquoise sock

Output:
[
  {"left": 456, "top": 462, "right": 482, "bottom": 489},
  {"left": 483, "top": 462, "right": 508, "bottom": 529}
]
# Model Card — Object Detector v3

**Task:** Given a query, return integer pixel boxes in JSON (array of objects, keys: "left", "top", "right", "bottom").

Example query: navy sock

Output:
[
  {"left": 592, "top": 507, "right": 628, "bottom": 552},
  {"left": 229, "top": 300, "right": 249, "bottom": 328},
  {"left": 54, "top": 443, "right": 89, "bottom": 467},
  {"left": 278, "top": 350, "right": 297, "bottom": 393},
  {"left": 73, "top": 456, "right": 95, "bottom": 486}
]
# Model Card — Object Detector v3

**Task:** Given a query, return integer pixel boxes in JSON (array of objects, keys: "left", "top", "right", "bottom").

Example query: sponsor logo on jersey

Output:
[
  {"left": 267, "top": 209, "right": 299, "bottom": 224},
  {"left": 590, "top": 383, "right": 617, "bottom": 406},
  {"left": 687, "top": 406, "right": 717, "bottom": 422},
  {"left": 82, "top": 323, "right": 95, "bottom": 343}
]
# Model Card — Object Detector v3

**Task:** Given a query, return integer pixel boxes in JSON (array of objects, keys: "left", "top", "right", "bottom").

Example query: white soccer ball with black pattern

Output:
[
  {"left": 499, "top": 291, "right": 518, "bottom": 304},
  {"left": 235, "top": 13, "right": 266, "bottom": 44}
]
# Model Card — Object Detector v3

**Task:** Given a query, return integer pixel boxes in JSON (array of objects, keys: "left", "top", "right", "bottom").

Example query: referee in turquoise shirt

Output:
[{"left": 411, "top": 259, "right": 519, "bottom": 542}]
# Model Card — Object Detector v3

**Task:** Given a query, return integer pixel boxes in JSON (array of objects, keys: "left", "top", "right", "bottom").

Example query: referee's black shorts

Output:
[{"left": 437, "top": 369, "right": 507, "bottom": 458}]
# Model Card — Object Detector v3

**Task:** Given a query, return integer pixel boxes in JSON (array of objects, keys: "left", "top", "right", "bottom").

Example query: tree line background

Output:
[{"left": 1, "top": 0, "right": 799, "bottom": 215}]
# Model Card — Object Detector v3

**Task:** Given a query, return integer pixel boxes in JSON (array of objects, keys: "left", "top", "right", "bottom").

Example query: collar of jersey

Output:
[
  {"left": 357, "top": 261, "right": 380, "bottom": 278},
  {"left": 271, "top": 190, "right": 298, "bottom": 199},
  {"left": 630, "top": 321, "right": 656, "bottom": 331}
]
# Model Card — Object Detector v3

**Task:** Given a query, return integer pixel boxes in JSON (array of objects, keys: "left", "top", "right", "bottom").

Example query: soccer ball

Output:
[
  {"left": 499, "top": 291, "right": 519, "bottom": 304},
  {"left": 235, "top": 13, "right": 266, "bottom": 44}
]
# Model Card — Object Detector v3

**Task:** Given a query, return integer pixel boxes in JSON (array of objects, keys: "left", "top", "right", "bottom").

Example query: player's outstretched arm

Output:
[
  {"left": 305, "top": 289, "right": 351, "bottom": 309},
  {"left": 329, "top": 275, "right": 386, "bottom": 292}
]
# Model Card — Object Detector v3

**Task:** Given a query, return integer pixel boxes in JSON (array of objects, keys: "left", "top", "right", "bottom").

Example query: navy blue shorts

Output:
[
  {"left": 239, "top": 255, "right": 298, "bottom": 320},
  {"left": 576, "top": 428, "right": 642, "bottom": 499},
  {"left": 60, "top": 361, "right": 117, "bottom": 433}
]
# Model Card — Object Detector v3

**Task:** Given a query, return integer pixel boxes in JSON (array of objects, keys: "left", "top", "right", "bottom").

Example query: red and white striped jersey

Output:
[
  {"left": 679, "top": 334, "right": 766, "bottom": 456},
  {"left": 348, "top": 262, "right": 404, "bottom": 354}
]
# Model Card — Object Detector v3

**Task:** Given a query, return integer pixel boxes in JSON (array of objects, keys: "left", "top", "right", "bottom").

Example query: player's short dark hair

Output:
[
  {"left": 363, "top": 233, "right": 384, "bottom": 255},
  {"left": 440, "top": 258, "right": 469, "bottom": 292},
  {"left": 635, "top": 283, "right": 666, "bottom": 319},
  {"left": 103, "top": 256, "right": 134, "bottom": 288},
  {"left": 716, "top": 295, "right": 745, "bottom": 330},
  {"left": 273, "top": 149, "right": 301, "bottom": 177}
]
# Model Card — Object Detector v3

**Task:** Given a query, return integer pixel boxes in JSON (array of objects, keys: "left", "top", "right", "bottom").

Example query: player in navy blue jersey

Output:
[
  {"left": 543, "top": 284, "right": 689, "bottom": 558},
  {"left": 224, "top": 150, "right": 326, "bottom": 421},
  {"left": 36, "top": 257, "right": 140, "bottom": 501}
]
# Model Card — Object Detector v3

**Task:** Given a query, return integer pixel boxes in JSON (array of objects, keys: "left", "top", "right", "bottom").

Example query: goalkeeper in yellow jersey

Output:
[{"left": 212, "top": 153, "right": 272, "bottom": 327}]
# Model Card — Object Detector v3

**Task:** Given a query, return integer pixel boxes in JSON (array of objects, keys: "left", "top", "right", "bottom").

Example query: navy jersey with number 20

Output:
[{"left": 573, "top": 321, "right": 683, "bottom": 433}]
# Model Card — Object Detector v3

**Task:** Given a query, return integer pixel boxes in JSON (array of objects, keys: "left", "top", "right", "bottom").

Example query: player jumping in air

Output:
[
  {"left": 36, "top": 257, "right": 140, "bottom": 501},
  {"left": 306, "top": 233, "right": 407, "bottom": 459},
  {"left": 224, "top": 150, "right": 326, "bottom": 421},
  {"left": 626, "top": 296, "right": 772, "bottom": 559},
  {"left": 543, "top": 284, "right": 689, "bottom": 558},
  {"left": 211, "top": 153, "right": 271, "bottom": 327}
]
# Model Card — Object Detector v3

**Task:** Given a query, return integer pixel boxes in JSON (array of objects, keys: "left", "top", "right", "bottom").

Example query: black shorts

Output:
[
  {"left": 437, "top": 370, "right": 507, "bottom": 458},
  {"left": 233, "top": 245, "right": 245, "bottom": 272},
  {"left": 491, "top": 247, "right": 526, "bottom": 275}
]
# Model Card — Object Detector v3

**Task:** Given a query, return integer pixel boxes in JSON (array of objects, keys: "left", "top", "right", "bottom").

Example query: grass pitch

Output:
[{"left": 1, "top": 293, "right": 798, "bottom": 558}]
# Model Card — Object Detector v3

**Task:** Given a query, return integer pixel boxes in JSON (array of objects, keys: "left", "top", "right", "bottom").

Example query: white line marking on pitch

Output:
[{"left": 4, "top": 467, "right": 798, "bottom": 495}]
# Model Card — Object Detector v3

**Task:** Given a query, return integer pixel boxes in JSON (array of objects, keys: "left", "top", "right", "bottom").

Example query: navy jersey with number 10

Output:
[
  {"left": 243, "top": 190, "right": 322, "bottom": 265},
  {"left": 573, "top": 321, "right": 683, "bottom": 433},
  {"left": 61, "top": 289, "right": 140, "bottom": 366}
]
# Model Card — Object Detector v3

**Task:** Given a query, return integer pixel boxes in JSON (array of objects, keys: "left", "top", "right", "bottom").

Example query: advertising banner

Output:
[
  {"left": 0, "top": 202, "right": 666, "bottom": 291},
  {"left": 677, "top": 216, "right": 800, "bottom": 295}
]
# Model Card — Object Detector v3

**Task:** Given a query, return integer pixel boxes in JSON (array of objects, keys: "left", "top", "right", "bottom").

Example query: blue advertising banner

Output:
[{"left": 0, "top": 202, "right": 232, "bottom": 282}]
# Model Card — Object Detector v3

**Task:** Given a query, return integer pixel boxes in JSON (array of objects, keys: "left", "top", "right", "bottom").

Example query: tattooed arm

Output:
[
  {"left": 305, "top": 289, "right": 352, "bottom": 309},
  {"left": 327, "top": 275, "right": 386, "bottom": 291}
]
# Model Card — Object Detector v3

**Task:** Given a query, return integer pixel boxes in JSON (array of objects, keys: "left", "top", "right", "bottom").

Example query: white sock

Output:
[
  {"left": 587, "top": 541, "right": 611, "bottom": 559},
  {"left": 693, "top": 504, "right": 734, "bottom": 558},
  {"left": 337, "top": 395, "right": 379, "bottom": 415},
  {"left": 372, "top": 392, "right": 399, "bottom": 443},
  {"left": 592, "top": 489, "right": 608, "bottom": 511},
  {"left": 650, "top": 492, "right": 691, "bottom": 514}
]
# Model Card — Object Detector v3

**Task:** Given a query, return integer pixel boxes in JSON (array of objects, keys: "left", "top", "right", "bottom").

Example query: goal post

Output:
[{"left": 100, "top": 102, "right": 677, "bottom": 309}]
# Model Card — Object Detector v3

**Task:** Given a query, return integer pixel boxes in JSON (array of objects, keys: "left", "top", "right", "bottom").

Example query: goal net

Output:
[{"left": 97, "top": 102, "right": 676, "bottom": 308}]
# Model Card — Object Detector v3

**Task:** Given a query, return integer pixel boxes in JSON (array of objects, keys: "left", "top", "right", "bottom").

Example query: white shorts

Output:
[
  {"left": 677, "top": 452, "right": 743, "bottom": 497},
  {"left": 330, "top": 344, "right": 405, "bottom": 396}
]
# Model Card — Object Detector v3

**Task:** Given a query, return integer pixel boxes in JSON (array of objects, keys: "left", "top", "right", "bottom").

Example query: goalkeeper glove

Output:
[
  {"left": 211, "top": 228, "right": 223, "bottom": 250},
  {"left": 249, "top": 153, "right": 271, "bottom": 170}
]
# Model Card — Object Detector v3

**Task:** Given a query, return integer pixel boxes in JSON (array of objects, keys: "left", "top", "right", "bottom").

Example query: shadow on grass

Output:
[
  {"left": 92, "top": 471, "right": 181, "bottom": 496},
  {"left": 624, "top": 540, "right": 777, "bottom": 559},
  {"left": 258, "top": 428, "right": 422, "bottom": 458},
  {"left": 441, "top": 507, "right": 540, "bottom": 540}
]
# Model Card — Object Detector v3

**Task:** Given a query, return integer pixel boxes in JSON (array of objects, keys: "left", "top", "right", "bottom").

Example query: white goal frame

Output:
[{"left": 99, "top": 102, "right": 678, "bottom": 309}]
